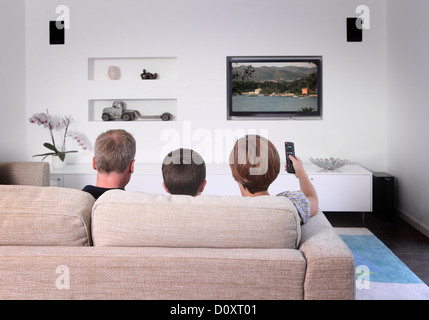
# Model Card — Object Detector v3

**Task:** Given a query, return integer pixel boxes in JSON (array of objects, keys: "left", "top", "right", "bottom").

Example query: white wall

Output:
[
  {"left": 0, "top": 0, "right": 26, "bottom": 161},
  {"left": 24, "top": 0, "right": 388, "bottom": 172},
  {"left": 2, "top": 0, "right": 423, "bottom": 235},
  {"left": 386, "top": 0, "right": 429, "bottom": 235}
]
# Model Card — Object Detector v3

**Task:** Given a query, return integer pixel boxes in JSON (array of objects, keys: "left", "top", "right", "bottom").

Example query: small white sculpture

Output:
[{"left": 309, "top": 157, "right": 349, "bottom": 170}]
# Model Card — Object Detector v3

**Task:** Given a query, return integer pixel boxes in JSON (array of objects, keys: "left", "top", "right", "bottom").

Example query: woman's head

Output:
[{"left": 229, "top": 135, "right": 280, "bottom": 194}]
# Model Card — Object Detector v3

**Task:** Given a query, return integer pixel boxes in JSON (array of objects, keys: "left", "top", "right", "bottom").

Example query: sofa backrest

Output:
[
  {"left": 0, "top": 185, "right": 94, "bottom": 246},
  {"left": 0, "top": 162, "right": 50, "bottom": 187},
  {"left": 92, "top": 190, "right": 301, "bottom": 249}
]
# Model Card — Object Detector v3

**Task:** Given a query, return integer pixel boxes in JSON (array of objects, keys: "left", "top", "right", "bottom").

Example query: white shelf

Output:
[
  {"left": 87, "top": 57, "right": 178, "bottom": 121},
  {"left": 51, "top": 163, "right": 373, "bottom": 212},
  {"left": 88, "top": 99, "right": 177, "bottom": 122},
  {"left": 295, "top": 163, "right": 372, "bottom": 175},
  {"left": 50, "top": 163, "right": 369, "bottom": 177},
  {"left": 88, "top": 57, "right": 177, "bottom": 81},
  {"left": 51, "top": 163, "right": 236, "bottom": 176}
]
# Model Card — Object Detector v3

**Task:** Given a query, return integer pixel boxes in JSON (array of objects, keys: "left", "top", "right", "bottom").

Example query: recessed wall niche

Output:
[
  {"left": 87, "top": 57, "right": 178, "bottom": 121},
  {"left": 88, "top": 57, "right": 177, "bottom": 80},
  {"left": 88, "top": 99, "right": 177, "bottom": 122}
]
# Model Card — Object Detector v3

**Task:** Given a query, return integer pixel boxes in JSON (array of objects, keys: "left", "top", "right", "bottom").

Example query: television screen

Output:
[{"left": 227, "top": 56, "right": 322, "bottom": 119}]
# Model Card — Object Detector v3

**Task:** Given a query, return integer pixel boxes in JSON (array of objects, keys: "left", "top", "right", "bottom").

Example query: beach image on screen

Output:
[{"left": 231, "top": 61, "right": 318, "bottom": 113}]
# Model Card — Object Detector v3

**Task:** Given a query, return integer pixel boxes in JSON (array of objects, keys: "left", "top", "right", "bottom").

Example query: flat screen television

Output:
[{"left": 227, "top": 56, "right": 322, "bottom": 119}]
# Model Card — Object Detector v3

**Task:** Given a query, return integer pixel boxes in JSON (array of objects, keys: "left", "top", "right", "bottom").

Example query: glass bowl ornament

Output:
[{"left": 309, "top": 157, "right": 349, "bottom": 170}]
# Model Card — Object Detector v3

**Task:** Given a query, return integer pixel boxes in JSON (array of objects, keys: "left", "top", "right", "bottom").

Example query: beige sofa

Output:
[
  {"left": 0, "top": 162, "right": 355, "bottom": 300},
  {"left": 0, "top": 162, "right": 50, "bottom": 187}
]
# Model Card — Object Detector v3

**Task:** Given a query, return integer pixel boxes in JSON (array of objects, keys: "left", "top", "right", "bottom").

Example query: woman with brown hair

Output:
[{"left": 229, "top": 134, "right": 318, "bottom": 223}]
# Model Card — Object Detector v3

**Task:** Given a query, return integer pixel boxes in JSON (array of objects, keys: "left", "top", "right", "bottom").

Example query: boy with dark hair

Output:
[{"left": 161, "top": 148, "right": 207, "bottom": 196}]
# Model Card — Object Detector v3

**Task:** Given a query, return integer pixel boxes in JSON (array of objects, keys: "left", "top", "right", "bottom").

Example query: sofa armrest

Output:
[
  {"left": 299, "top": 211, "right": 355, "bottom": 300},
  {"left": 0, "top": 162, "right": 50, "bottom": 186}
]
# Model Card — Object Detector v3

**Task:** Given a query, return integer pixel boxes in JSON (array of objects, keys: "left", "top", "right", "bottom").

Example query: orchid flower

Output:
[{"left": 29, "top": 109, "right": 88, "bottom": 161}]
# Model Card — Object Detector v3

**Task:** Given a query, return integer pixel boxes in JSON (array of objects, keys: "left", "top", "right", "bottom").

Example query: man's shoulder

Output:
[
  {"left": 82, "top": 185, "right": 95, "bottom": 192},
  {"left": 82, "top": 185, "right": 110, "bottom": 199},
  {"left": 82, "top": 185, "right": 124, "bottom": 200}
]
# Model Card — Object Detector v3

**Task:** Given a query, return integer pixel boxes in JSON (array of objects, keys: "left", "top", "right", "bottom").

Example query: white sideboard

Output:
[{"left": 51, "top": 163, "right": 372, "bottom": 212}]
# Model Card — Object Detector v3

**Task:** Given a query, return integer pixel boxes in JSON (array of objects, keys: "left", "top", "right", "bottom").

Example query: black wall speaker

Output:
[
  {"left": 372, "top": 172, "right": 395, "bottom": 219},
  {"left": 49, "top": 21, "right": 65, "bottom": 45},
  {"left": 347, "top": 17, "right": 362, "bottom": 42}
]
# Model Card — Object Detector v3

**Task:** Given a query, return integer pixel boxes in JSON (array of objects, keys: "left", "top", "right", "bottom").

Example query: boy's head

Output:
[
  {"left": 229, "top": 134, "right": 280, "bottom": 194},
  {"left": 162, "top": 148, "right": 206, "bottom": 196}
]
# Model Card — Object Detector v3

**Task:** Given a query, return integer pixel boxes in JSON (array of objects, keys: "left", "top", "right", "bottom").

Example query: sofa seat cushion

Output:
[
  {"left": 0, "top": 246, "right": 306, "bottom": 299},
  {"left": 92, "top": 190, "right": 301, "bottom": 248},
  {"left": 0, "top": 185, "right": 94, "bottom": 246}
]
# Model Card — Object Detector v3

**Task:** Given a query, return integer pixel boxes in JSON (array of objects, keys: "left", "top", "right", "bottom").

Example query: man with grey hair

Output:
[{"left": 82, "top": 129, "right": 136, "bottom": 199}]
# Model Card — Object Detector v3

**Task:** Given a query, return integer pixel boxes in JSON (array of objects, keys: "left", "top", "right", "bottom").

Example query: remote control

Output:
[{"left": 285, "top": 142, "right": 295, "bottom": 174}]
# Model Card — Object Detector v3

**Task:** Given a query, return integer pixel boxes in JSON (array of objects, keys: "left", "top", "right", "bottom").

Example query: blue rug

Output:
[{"left": 335, "top": 228, "right": 429, "bottom": 300}]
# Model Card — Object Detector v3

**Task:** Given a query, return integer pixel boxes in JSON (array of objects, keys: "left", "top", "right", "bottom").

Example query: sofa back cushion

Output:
[
  {"left": 92, "top": 190, "right": 301, "bottom": 249},
  {"left": 0, "top": 185, "right": 94, "bottom": 246},
  {"left": 0, "top": 162, "right": 50, "bottom": 186}
]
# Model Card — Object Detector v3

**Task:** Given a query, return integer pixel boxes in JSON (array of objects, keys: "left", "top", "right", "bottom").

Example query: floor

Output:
[{"left": 325, "top": 211, "right": 429, "bottom": 287}]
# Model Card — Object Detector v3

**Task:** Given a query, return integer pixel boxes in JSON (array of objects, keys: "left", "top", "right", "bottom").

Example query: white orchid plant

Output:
[{"left": 29, "top": 110, "right": 88, "bottom": 162}]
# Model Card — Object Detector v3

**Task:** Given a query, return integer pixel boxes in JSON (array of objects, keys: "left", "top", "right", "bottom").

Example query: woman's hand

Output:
[{"left": 286, "top": 155, "right": 306, "bottom": 179}]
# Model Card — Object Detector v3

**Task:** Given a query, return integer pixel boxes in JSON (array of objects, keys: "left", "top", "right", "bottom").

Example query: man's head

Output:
[
  {"left": 229, "top": 134, "right": 280, "bottom": 194},
  {"left": 162, "top": 148, "right": 206, "bottom": 196},
  {"left": 93, "top": 129, "right": 136, "bottom": 175}
]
